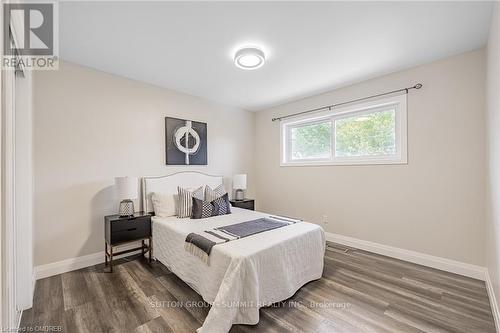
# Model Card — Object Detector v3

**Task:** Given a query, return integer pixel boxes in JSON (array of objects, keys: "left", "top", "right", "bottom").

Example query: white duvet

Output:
[{"left": 152, "top": 207, "right": 325, "bottom": 333}]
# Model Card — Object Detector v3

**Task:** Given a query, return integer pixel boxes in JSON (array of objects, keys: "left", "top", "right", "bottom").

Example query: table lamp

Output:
[
  {"left": 115, "top": 176, "right": 138, "bottom": 217},
  {"left": 233, "top": 174, "right": 247, "bottom": 201}
]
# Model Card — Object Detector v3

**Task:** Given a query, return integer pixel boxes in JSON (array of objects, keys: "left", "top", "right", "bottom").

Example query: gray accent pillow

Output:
[{"left": 191, "top": 197, "right": 215, "bottom": 219}]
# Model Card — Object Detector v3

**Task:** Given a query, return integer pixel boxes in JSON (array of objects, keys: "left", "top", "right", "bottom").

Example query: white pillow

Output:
[{"left": 151, "top": 192, "right": 176, "bottom": 217}]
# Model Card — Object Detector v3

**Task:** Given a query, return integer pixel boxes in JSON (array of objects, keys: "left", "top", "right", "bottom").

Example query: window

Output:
[
  {"left": 290, "top": 120, "right": 332, "bottom": 161},
  {"left": 281, "top": 95, "right": 407, "bottom": 166}
]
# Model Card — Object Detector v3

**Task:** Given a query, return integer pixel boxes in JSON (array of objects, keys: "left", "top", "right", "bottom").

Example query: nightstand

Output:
[
  {"left": 104, "top": 212, "right": 152, "bottom": 272},
  {"left": 230, "top": 199, "right": 255, "bottom": 211}
]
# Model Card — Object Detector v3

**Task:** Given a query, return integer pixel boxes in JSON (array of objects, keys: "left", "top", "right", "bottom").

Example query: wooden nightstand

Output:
[
  {"left": 230, "top": 199, "right": 255, "bottom": 211},
  {"left": 104, "top": 212, "right": 152, "bottom": 272}
]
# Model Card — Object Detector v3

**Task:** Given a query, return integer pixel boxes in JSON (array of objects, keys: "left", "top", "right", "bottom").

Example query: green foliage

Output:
[
  {"left": 290, "top": 110, "right": 396, "bottom": 160},
  {"left": 291, "top": 121, "right": 332, "bottom": 159},
  {"left": 335, "top": 110, "right": 395, "bottom": 157}
]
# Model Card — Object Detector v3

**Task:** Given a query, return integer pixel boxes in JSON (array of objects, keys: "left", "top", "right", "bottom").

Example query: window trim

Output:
[{"left": 280, "top": 94, "right": 407, "bottom": 166}]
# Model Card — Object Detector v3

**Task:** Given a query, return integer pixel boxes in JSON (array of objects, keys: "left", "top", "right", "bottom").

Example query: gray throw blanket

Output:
[{"left": 184, "top": 216, "right": 301, "bottom": 264}]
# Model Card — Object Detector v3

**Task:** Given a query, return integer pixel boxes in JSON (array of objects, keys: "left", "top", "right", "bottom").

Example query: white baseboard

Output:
[
  {"left": 16, "top": 310, "right": 22, "bottom": 330},
  {"left": 34, "top": 252, "right": 103, "bottom": 280},
  {"left": 325, "top": 232, "right": 487, "bottom": 281},
  {"left": 485, "top": 269, "right": 500, "bottom": 333},
  {"left": 34, "top": 242, "right": 144, "bottom": 280}
]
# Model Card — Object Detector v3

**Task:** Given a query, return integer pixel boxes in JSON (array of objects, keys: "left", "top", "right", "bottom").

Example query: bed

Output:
[{"left": 142, "top": 172, "right": 325, "bottom": 333}]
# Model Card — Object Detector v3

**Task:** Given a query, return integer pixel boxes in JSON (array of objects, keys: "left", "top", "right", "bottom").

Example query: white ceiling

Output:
[{"left": 60, "top": 1, "right": 493, "bottom": 111}]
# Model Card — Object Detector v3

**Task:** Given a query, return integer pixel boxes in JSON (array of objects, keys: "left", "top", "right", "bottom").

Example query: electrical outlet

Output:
[{"left": 322, "top": 214, "right": 328, "bottom": 224}]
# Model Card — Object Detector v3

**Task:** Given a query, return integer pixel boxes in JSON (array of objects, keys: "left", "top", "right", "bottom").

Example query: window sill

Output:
[{"left": 280, "top": 157, "right": 408, "bottom": 167}]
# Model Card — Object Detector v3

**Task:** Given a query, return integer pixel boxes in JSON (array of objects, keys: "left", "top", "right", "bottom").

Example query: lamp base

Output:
[
  {"left": 119, "top": 199, "right": 134, "bottom": 217},
  {"left": 234, "top": 189, "right": 244, "bottom": 201}
]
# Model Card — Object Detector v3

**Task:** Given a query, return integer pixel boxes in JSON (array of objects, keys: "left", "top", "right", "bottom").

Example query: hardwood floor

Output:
[{"left": 20, "top": 243, "right": 496, "bottom": 333}]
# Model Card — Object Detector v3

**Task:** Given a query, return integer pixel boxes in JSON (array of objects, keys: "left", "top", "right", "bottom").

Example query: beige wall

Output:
[
  {"left": 486, "top": 3, "right": 500, "bottom": 314},
  {"left": 33, "top": 61, "right": 255, "bottom": 266},
  {"left": 35, "top": 50, "right": 488, "bottom": 268},
  {"left": 255, "top": 49, "right": 486, "bottom": 265}
]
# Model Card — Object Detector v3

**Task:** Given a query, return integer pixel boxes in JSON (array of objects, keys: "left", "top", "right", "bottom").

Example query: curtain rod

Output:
[{"left": 271, "top": 83, "right": 423, "bottom": 122}]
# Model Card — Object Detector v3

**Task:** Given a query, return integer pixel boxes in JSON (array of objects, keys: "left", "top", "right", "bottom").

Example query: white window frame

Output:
[{"left": 280, "top": 94, "right": 407, "bottom": 166}]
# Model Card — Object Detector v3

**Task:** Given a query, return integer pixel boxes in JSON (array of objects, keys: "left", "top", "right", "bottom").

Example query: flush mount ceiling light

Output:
[{"left": 234, "top": 47, "right": 266, "bottom": 70}]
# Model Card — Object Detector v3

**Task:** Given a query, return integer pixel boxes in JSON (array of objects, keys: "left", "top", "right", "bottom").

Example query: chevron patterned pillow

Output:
[
  {"left": 212, "top": 193, "right": 232, "bottom": 216},
  {"left": 204, "top": 184, "right": 226, "bottom": 202}
]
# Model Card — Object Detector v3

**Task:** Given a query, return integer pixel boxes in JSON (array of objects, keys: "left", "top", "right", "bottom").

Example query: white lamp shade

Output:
[
  {"left": 115, "top": 177, "right": 138, "bottom": 200},
  {"left": 233, "top": 174, "right": 247, "bottom": 190}
]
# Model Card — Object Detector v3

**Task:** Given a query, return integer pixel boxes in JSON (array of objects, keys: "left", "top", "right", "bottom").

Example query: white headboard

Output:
[{"left": 142, "top": 171, "right": 223, "bottom": 214}]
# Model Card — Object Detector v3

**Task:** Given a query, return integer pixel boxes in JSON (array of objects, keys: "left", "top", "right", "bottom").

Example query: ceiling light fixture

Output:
[{"left": 234, "top": 47, "right": 265, "bottom": 70}]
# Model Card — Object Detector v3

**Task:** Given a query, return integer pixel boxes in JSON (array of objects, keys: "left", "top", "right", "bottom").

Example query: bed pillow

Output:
[
  {"left": 191, "top": 197, "right": 215, "bottom": 219},
  {"left": 177, "top": 186, "right": 204, "bottom": 218},
  {"left": 151, "top": 192, "right": 176, "bottom": 217},
  {"left": 204, "top": 184, "right": 226, "bottom": 202},
  {"left": 212, "top": 193, "right": 232, "bottom": 216}
]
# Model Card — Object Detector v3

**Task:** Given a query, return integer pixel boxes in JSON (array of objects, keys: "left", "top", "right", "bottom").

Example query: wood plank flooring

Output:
[{"left": 20, "top": 243, "right": 496, "bottom": 333}]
